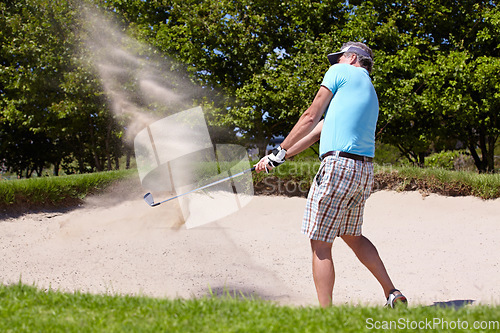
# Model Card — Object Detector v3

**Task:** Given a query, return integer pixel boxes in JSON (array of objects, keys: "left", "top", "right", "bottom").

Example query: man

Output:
[{"left": 255, "top": 41, "right": 407, "bottom": 308}]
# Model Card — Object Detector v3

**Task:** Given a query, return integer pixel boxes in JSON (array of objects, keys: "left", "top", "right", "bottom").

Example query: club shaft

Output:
[{"left": 156, "top": 166, "right": 255, "bottom": 205}]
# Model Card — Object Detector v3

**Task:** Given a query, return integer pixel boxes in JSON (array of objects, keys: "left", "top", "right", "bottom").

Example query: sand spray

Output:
[{"left": 80, "top": 7, "right": 254, "bottom": 228}]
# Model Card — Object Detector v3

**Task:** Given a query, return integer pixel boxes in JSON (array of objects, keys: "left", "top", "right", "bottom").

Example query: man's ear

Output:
[{"left": 348, "top": 53, "right": 358, "bottom": 65}]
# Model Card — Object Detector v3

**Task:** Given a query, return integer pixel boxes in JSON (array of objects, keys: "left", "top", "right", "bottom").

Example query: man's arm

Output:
[
  {"left": 254, "top": 85, "right": 332, "bottom": 173},
  {"left": 285, "top": 119, "right": 323, "bottom": 159},
  {"left": 255, "top": 120, "right": 323, "bottom": 173},
  {"left": 280, "top": 86, "right": 332, "bottom": 151}
]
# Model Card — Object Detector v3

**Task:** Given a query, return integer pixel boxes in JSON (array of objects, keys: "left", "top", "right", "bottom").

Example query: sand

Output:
[{"left": 1, "top": 188, "right": 499, "bottom": 308}]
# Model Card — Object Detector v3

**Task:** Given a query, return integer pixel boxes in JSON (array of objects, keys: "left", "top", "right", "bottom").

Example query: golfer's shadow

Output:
[{"left": 430, "top": 299, "right": 475, "bottom": 309}]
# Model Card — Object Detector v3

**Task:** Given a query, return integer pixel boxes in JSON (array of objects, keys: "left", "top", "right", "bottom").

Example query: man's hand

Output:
[
  {"left": 254, "top": 155, "right": 272, "bottom": 173},
  {"left": 254, "top": 146, "right": 287, "bottom": 173},
  {"left": 267, "top": 146, "right": 287, "bottom": 167}
]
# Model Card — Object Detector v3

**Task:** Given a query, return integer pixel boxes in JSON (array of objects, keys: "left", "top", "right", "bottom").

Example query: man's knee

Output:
[
  {"left": 310, "top": 239, "right": 333, "bottom": 259},
  {"left": 341, "top": 234, "right": 365, "bottom": 249}
]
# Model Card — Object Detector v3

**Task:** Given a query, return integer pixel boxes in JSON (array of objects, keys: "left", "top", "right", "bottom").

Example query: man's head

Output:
[{"left": 327, "top": 42, "right": 374, "bottom": 73}]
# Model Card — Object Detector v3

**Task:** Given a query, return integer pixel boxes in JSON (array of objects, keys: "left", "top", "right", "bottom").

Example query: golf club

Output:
[{"left": 143, "top": 166, "right": 256, "bottom": 207}]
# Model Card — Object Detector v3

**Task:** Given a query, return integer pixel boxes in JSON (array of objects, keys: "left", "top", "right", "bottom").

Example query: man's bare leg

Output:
[
  {"left": 341, "top": 235, "right": 397, "bottom": 298},
  {"left": 310, "top": 239, "right": 335, "bottom": 307}
]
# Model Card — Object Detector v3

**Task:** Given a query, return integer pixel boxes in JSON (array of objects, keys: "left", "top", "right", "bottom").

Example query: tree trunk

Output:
[
  {"left": 126, "top": 149, "right": 131, "bottom": 169},
  {"left": 257, "top": 140, "right": 268, "bottom": 158},
  {"left": 35, "top": 165, "right": 43, "bottom": 177},
  {"left": 105, "top": 121, "right": 112, "bottom": 171},
  {"left": 417, "top": 152, "right": 425, "bottom": 167},
  {"left": 89, "top": 122, "right": 102, "bottom": 172},
  {"left": 486, "top": 134, "right": 497, "bottom": 173},
  {"left": 25, "top": 168, "right": 33, "bottom": 178},
  {"left": 468, "top": 143, "right": 486, "bottom": 173},
  {"left": 78, "top": 156, "right": 85, "bottom": 174},
  {"left": 53, "top": 160, "right": 60, "bottom": 176}
]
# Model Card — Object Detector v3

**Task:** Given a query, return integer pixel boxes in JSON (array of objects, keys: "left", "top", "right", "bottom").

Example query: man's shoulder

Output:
[
  {"left": 328, "top": 63, "right": 350, "bottom": 72},
  {"left": 323, "top": 64, "right": 350, "bottom": 83},
  {"left": 326, "top": 64, "right": 368, "bottom": 78}
]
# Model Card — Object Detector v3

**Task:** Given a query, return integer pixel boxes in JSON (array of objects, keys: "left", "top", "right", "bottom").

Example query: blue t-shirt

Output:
[{"left": 319, "top": 64, "right": 379, "bottom": 157}]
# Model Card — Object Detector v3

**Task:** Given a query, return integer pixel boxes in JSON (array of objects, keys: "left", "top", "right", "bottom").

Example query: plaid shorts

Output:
[{"left": 301, "top": 152, "right": 374, "bottom": 243}]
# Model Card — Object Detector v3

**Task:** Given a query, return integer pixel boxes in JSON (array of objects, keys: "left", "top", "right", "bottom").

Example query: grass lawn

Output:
[
  {"left": 1, "top": 283, "right": 499, "bottom": 332},
  {"left": 0, "top": 169, "right": 136, "bottom": 211}
]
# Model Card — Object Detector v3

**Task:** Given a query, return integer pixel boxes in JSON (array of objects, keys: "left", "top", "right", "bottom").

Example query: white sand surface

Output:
[{"left": 1, "top": 189, "right": 499, "bottom": 307}]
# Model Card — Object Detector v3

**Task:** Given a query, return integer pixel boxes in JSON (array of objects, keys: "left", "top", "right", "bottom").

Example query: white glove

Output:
[{"left": 267, "top": 146, "right": 287, "bottom": 168}]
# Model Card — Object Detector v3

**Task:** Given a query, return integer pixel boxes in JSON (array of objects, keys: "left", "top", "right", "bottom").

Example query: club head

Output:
[{"left": 143, "top": 192, "right": 159, "bottom": 207}]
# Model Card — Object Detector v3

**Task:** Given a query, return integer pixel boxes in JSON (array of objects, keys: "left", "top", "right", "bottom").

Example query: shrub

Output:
[{"left": 425, "top": 150, "right": 468, "bottom": 170}]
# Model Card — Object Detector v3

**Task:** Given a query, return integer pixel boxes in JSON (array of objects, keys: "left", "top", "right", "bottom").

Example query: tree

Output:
[
  {"left": 350, "top": 0, "right": 500, "bottom": 171},
  {"left": 127, "top": 0, "right": 349, "bottom": 156},
  {"left": 0, "top": 0, "right": 128, "bottom": 176},
  {"left": 424, "top": 52, "right": 500, "bottom": 172},
  {"left": 0, "top": 0, "right": 73, "bottom": 176},
  {"left": 2, "top": 0, "right": 497, "bottom": 173}
]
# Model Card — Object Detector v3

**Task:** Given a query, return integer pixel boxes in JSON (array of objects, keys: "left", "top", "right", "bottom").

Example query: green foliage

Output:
[
  {"left": 1, "top": 283, "right": 499, "bottom": 332},
  {"left": 251, "top": 161, "right": 500, "bottom": 199},
  {"left": 132, "top": 0, "right": 349, "bottom": 155},
  {"left": 374, "top": 164, "right": 500, "bottom": 199},
  {"left": 1, "top": 0, "right": 499, "bottom": 175},
  {"left": 423, "top": 51, "right": 500, "bottom": 172},
  {"left": 353, "top": 1, "right": 500, "bottom": 171},
  {"left": 374, "top": 142, "right": 404, "bottom": 166},
  {"left": 0, "top": 0, "right": 129, "bottom": 177},
  {"left": 290, "top": 143, "right": 321, "bottom": 161},
  {"left": 257, "top": 160, "right": 321, "bottom": 183},
  {"left": 0, "top": 0, "right": 75, "bottom": 176},
  {"left": 424, "top": 150, "right": 466, "bottom": 170}
]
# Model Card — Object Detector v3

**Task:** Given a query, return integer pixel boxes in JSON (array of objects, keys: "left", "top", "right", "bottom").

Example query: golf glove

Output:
[{"left": 267, "top": 146, "right": 287, "bottom": 168}]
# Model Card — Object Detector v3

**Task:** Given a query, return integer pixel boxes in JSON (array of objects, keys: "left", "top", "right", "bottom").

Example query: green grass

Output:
[
  {"left": 253, "top": 160, "right": 321, "bottom": 182},
  {"left": 1, "top": 283, "right": 499, "bottom": 332},
  {"left": 0, "top": 169, "right": 136, "bottom": 208},
  {"left": 253, "top": 161, "right": 500, "bottom": 199},
  {"left": 374, "top": 165, "right": 500, "bottom": 199},
  {"left": 1, "top": 162, "right": 499, "bottom": 213}
]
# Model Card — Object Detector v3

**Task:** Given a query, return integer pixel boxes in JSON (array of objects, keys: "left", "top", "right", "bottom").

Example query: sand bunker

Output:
[{"left": 1, "top": 189, "right": 499, "bottom": 307}]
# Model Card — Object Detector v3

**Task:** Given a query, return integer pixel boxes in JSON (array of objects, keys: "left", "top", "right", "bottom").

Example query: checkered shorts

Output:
[{"left": 301, "top": 152, "right": 374, "bottom": 243}]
